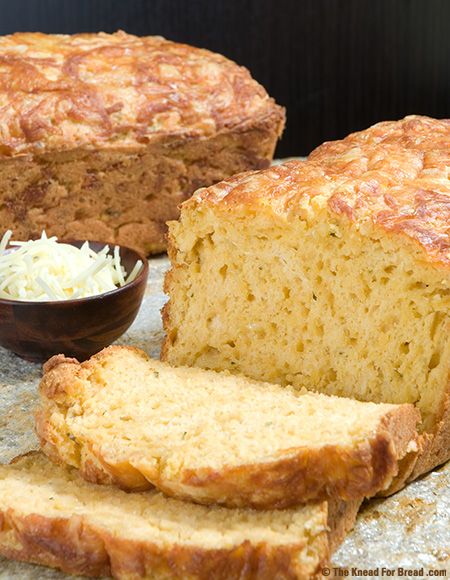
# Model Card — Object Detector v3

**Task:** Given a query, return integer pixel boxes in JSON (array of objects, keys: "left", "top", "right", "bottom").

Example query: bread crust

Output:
[
  {"left": 0, "top": 31, "right": 285, "bottom": 254},
  {"left": 0, "top": 31, "right": 282, "bottom": 156},
  {"left": 408, "top": 376, "right": 450, "bottom": 480},
  {"left": 183, "top": 116, "right": 449, "bottom": 268},
  {"left": 0, "top": 454, "right": 361, "bottom": 579},
  {"left": 36, "top": 347, "right": 419, "bottom": 509},
  {"left": 0, "top": 510, "right": 321, "bottom": 579},
  {"left": 0, "top": 112, "right": 284, "bottom": 256}
]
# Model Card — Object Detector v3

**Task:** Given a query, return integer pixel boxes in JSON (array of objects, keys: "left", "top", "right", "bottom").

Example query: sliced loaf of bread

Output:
[
  {"left": 162, "top": 116, "right": 450, "bottom": 480},
  {"left": 36, "top": 346, "right": 419, "bottom": 508},
  {"left": 0, "top": 453, "right": 360, "bottom": 579}
]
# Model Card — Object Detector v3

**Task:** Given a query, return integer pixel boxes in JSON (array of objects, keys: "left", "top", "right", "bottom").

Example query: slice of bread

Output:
[
  {"left": 0, "top": 453, "right": 360, "bottom": 579},
  {"left": 36, "top": 346, "right": 419, "bottom": 508},
  {"left": 162, "top": 116, "right": 450, "bottom": 482}
]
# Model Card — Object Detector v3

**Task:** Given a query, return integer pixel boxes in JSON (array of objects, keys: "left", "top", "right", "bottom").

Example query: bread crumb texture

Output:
[
  {"left": 0, "top": 453, "right": 361, "bottom": 579},
  {"left": 37, "top": 346, "right": 418, "bottom": 508},
  {"left": 163, "top": 116, "right": 450, "bottom": 478},
  {"left": 0, "top": 31, "right": 284, "bottom": 254}
]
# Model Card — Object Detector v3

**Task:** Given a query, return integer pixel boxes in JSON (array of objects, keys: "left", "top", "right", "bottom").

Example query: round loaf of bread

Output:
[{"left": 0, "top": 31, "right": 284, "bottom": 254}]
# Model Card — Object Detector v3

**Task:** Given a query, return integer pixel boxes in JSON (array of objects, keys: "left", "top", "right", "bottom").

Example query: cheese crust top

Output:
[
  {"left": 0, "top": 31, "right": 281, "bottom": 157},
  {"left": 188, "top": 116, "right": 450, "bottom": 267}
]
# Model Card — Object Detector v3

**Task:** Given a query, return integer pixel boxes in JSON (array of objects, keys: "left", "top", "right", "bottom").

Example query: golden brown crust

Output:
[
  {"left": 327, "top": 499, "right": 362, "bottom": 553},
  {"left": 36, "top": 347, "right": 419, "bottom": 508},
  {"left": 0, "top": 510, "right": 324, "bottom": 580},
  {"left": 0, "top": 31, "right": 283, "bottom": 156},
  {"left": 103, "top": 536, "right": 320, "bottom": 580},
  {"left": 0, "top": 104, "right": 284, "bottom": 256},
  {"left": 0, "top": 453, "right": 362, "bottom": 579},
  {"left": 42, "top": 354, "right": 79, "bottom": 374},
  {"left": 153, "top": 432, "right": 400, "bottom": 508},
  {"left": 409, "top": 375, "right": 450, "bottom": 479},
  {"left": 0, "top": 512, "right": 111, "bottom": 577},
  {"left": 0, "top": 509, "right": 321, "bottom": 579},
  {"left": 153, "top": 406, "right": 419, "bottom": 508},
  {"left": 0, "top": 31, "right": 285, "bottom": 255},
  {"left": 188, "top": 116, "right": 449, "bottom": 268}
]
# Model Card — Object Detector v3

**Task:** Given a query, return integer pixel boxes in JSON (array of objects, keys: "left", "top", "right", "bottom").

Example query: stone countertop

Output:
[{"left": 0, "top": 255, "right": 448, "bottom": 578}]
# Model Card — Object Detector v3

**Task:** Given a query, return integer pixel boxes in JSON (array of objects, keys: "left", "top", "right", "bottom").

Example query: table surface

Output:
[{"left": 0, "top": 255, "right": 449, "bottom": 578}]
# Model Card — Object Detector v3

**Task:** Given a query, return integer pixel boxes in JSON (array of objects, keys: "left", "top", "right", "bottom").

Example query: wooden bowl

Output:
[{"left": 0, "top": 241, "right": 148, "bottom": 363}]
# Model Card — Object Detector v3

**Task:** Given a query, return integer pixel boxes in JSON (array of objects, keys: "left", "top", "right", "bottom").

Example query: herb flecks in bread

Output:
[{"left": 36, "top": 346, "right": 419, "bottom": 508}]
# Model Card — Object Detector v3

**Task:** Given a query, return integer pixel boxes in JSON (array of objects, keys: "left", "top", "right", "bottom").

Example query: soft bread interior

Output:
[
  {"left": 0, "top": 453, "right": 327, "bottom": 551},
  {"left": 39, "top": 348, "right": 415, "bottom": 483},
  {"left": 165, "top": 207, "right": 450, "bottom": 433}
]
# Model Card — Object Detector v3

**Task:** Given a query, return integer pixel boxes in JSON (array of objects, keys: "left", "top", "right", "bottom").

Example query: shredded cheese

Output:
[{"left": 0, "top": 231, "right": 143, "bottom": 301}]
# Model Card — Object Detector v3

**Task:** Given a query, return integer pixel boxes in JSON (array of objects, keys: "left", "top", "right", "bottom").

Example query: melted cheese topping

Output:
[
  {"left": 0, "top": 231, "right": 143, "bottom": 301},
  {"left": 0, "top": 31, "right": 280, "bottom": 158}
]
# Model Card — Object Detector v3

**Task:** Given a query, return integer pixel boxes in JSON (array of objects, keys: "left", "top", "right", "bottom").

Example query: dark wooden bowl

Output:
[{"left": 0, "top": 241, "right": 149, "bottom": 363}]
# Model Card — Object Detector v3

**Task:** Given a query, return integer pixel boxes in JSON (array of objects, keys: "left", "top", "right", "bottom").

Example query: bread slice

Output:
[
  {"left": 0, "top": 453, "right": 360, "bottom": 579},
  {"left": 36, "top": 346, "right": 419, "bottom": 509},
  {"left": 162, "top": 115, "right": 450, "bottom": 482}
]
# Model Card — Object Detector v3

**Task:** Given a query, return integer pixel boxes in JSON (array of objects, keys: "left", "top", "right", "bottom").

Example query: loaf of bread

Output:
[
  {"left": 163, "top": 115, "right": 450, "bottom": 482},
  {"left": 36, "top": 346, "right": 419, "bottom": 508},
  {"left": 0, "top": 453, "right": 360, "bottom": 579},
  {"left": 0, "top": 31, "right": 284, "bottom": 254}
]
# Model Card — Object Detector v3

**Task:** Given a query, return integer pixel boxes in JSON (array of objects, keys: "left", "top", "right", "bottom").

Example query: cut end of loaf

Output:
[
  {"left": 163, "top": 117, "right": 450, "bottom": 478},
  {"left": 164, "top": 206, "right": 449, "bottom": 429}
]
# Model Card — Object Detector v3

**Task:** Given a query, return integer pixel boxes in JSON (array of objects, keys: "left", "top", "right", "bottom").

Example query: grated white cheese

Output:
[{"left": 0, "top": 231, "right": 143, "bottom": 301}]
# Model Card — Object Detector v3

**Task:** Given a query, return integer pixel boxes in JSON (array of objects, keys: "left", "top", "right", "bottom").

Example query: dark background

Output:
[{"left": 0, "top": 0, "right": 449, "bottom": 156}]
